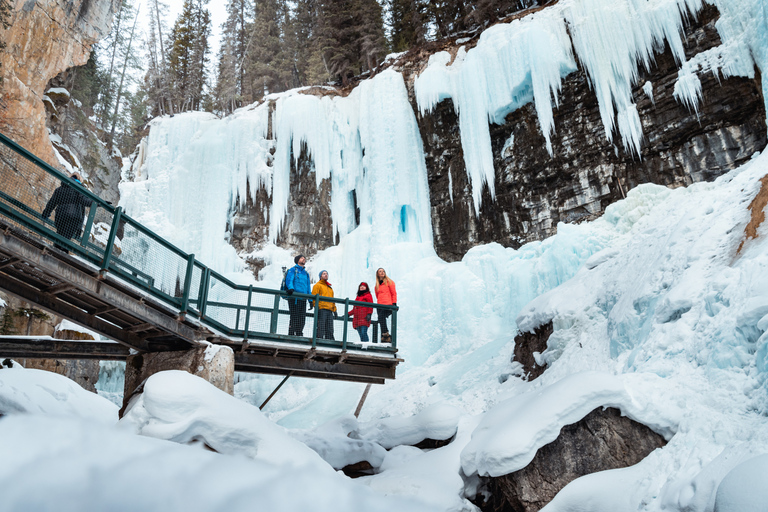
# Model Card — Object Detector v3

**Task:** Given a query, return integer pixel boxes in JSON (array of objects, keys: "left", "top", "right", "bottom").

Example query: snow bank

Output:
[
  {"left": 120, "top": 370, "right": 333, "bottom": 474},
  {"left": 0, "top": 366, "right": 117, "bottom": 424},
  {"left": 0, "top": 415, "right": 438, "bottom": 512},
  {"left": 460, "top": 371, "right": 677, "bottom": 477}
]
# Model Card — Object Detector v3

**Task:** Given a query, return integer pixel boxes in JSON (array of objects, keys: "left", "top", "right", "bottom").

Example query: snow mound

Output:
[
  {"left": 120, "top": 370, "right": 333, "bottom": 474},
  {"left": 359, "top": 416, "right": 482, "bottom": 512},
  {"left": 292, "top": 415, "right": 388, "bottom": 470},
  {"left": 357, "top": 402, "right": 463, "bottom": 449},
  {"left": 0, "top": 415, "right": 439, "bottom": 512},
  {"left": 0, "top": 366, "right": 117, "bottom": 424},
  {"left": 460, "top": 371, "right": 677, "bottom": 478},
  {"left": 714, "top": 454, "right": 768, "bottom": 512}
]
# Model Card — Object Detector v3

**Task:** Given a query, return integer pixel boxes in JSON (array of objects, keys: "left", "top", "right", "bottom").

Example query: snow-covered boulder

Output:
[
  {"left": 120, "top": 370, "right": 333, "bottom": 474},
  {"left": 0, "top": 365, "right": 117, "bottom": 424}
]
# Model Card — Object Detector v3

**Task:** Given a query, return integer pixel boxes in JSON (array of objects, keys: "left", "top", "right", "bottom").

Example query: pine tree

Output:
[
  {"left": 107, "top": 3, "right": 142, "bottom": 147},
  {"left": 285, "top": 0, "right": 328, "bottom": 86},
  {"left": 167, "top": 0, "right": 211, "bottom": 111},
  {"left": 98, "top": 0, "right": 142, "bottom": 130},
  {"left": 387, "top": 0, "right": 425, "bottom": 53},
  {"left": 70, "top": 50, "right": 106, "bottom": 115},
  {"left": 214, "top": 0, "right": 252, "bottom": 113},
  {"left": 356, "top": 0, "right": 388, "bottom": 75},
  {"left": 316, "top": 0, "right": 358, "bottom": 86},
  {"left": 245, "top": 0, "right": 291, "bottom": 100}
]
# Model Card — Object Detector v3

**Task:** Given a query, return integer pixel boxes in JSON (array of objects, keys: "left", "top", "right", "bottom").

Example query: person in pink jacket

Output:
[{"left": 374, "top": 268, "right": 397, "bottom": 343}]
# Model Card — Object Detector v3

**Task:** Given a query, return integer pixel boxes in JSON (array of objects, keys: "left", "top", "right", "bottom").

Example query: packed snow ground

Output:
[{"left": 3, "top": 0, "right": 768, "bottom": 509}]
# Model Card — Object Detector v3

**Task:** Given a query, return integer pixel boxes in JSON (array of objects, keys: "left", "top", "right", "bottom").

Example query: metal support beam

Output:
[
  {"left": 354, "top": 384, "right": 373, "bottom": 418},
  {"left": 45, "top": 282, "right": 76, "bottom": 295},
  {"left": 234, "top": 350, "right": 396, "bottom": 382},
  {"left": 0, "top": 257, "right": 19, "bottom": 269},
  {"left": 259, "top": 371, "right": 294, "bottom": 410},
  {"left": 0, "top": 336, "right": 131, "bottom": 360}
]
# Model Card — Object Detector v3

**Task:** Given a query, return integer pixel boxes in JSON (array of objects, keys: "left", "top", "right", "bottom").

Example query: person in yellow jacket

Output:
[{"left": 311, "top": 270, "right": 337, "bottom": 340}]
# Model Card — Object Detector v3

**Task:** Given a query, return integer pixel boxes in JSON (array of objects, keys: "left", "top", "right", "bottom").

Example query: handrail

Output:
[{"left": 0, "top": 131, "right": 398, "bottom": 353}]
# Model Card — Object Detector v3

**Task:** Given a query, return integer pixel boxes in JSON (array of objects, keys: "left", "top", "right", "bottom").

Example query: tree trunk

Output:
[
  {"left": 108, "top": 5, "right": 141, "bottom": 148},
  {"left": 154, "top": 0, "right": 174, "bottom": 115}
]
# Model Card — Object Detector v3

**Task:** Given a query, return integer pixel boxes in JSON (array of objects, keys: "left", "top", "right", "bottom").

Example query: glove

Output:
[
  {"left": 308, "top": 302, "right": 314, "bottom": 310},
  {"left": 333, "top": 311, "right": 338, "bottom": 319},
  {"left": 365, "top": 314, "right": 371, "bottom": 322},
  {"left": 286, "top": 289, "right": 294, "bottom": 295}
]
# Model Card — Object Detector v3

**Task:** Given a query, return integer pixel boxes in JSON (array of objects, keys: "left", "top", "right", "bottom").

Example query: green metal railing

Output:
[{"left": 0, "top": 131, "right": 398, "bottom": 353}]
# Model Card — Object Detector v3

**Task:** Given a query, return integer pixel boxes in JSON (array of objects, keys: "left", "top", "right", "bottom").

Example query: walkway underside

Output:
[{"left": 0, "top": 226, "right": 400, "bottom": 385}]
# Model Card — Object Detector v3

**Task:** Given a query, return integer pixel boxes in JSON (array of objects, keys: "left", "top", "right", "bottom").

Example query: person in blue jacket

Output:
[{"left": 285, "top": 254, "right": 311, "bottom": 336}]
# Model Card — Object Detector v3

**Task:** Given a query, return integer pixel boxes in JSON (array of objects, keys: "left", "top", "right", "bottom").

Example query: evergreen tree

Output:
[
  {"left": 147, "top": 0, "right": 174, "bottom": 115},
  {"left": 167, "top": 0, "right": 211, "bottom": 111},
  {"left": 284, "top": 0, "right": 328, "bottom": 87},
  {"left": 214, "top": 0, "right": 252, "bottom": 113},
  {"left": 97, "top": 0, "right": 142, "bottom": 131},
  {"left": 356, "top": 0, "right": 388, "bottom": 74},
  {"left": 115, "top": 88, "right": 150, "bottom": 155},
  {"left": 316, "top": 0, "right": 358, "bottom": 86},
  {"left": 70, "top": 50, "right": 105, "bottom": 115},
  {"left": 387, "top": 0, "right": 425, "bottom": 53},
  {"left": 245, "top": 0, "right": 291, "bottom": 100}
]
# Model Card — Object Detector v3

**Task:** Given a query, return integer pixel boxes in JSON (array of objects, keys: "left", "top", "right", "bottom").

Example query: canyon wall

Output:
[{"left": 232, "top": 4, "right": 766, "bottom": 264}]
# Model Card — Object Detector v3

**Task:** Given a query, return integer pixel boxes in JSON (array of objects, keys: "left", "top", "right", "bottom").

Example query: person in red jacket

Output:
[
  {"left": 348, "top": 282, "right": 374, "bottom": 342},
  {"left": 374, "top": 268, "right": 397, "bottom": 343}
]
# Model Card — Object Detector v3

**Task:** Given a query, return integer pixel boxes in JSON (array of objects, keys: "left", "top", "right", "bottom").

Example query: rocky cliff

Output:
[
  {"left": 404, "top": 4, "right": 766, "bottom": 261},
  {"left": 0, "top": 0, "right": 116, "bottom": 165},
  {"left": 233, "top": 4, "right": 765, "bottom": 263}
]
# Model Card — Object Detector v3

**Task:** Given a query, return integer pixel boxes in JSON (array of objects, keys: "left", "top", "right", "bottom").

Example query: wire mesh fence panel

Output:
[
  {"left": 246, "top": 288, "right": 277, "bottom": 334},
  {"left": 186, "top": 263, "right": 205, "bottom": 314},
  {"left": 205, "top": 275, "right": 251, "bottom": 334},
  {"left": 0, "top": 141, "right": 101, "bottom": 258},
  {"left": 79, "top": 205, "right": 116, "bottom": 261},
  {"left": 112, "top": 219, "right": 188, "bottom": 303}
]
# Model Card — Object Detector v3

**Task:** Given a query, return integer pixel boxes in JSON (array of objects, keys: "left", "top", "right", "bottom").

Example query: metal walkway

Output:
[{"left": 0, "top": 132, "right": 401, "bottom": 384}]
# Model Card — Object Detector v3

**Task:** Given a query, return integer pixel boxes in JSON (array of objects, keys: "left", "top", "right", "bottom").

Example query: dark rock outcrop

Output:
[
  {"left": 231, "top": 142, "right": 335, "bottom": 269},
  {"left": 513, "top": 321, "right": 553, "bottom": 380},
  {"left": 409, "top": 4, "right": 766, "bottom": 261},
  {"left": 474, "top": 407, "right": 667, "bottom": 512}
]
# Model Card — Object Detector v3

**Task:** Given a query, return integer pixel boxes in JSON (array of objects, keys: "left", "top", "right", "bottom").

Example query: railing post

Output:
[
  {"left": 179, "top": 253, "right": 195, "bottom": 316},
  {"left": 80, "top": 204, "right": 98, "bottom": 247},
  {"left": 311, "top": 294, "right": 319, "bottom": 348},
  {"left": 391, "top": 306, "right": 397, "bottom": 350},
  {"left": 198, "top": 268, "right": 210, "bottom": 318},
  {"left": 342, "top": 298, "right": 349, "bottom": 350},
  {"left": 242, "top": 285, "right": 253, "bottom": 340},
  {"left": 270, "top": 294, "right": 281, "bottom": 334},
  {"left": 100, "top": 206, "right": 122, "bottom": 276}
]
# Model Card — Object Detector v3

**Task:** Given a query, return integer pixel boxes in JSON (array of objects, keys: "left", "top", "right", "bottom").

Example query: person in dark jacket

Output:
[
  {"left": 42, "top": 173, "right": 92, "bottom": 252},
  {"left": 348, "top": 282, "right": 373, "bottom": 342},
  {"left": 285, "top": 254, "right": 311, "bottom": 336}
]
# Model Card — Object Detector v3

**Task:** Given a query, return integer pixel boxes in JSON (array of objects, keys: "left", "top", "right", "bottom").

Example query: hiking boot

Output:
[{"left": 381, "top": 333, "right": 391, "bottom": 343}]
